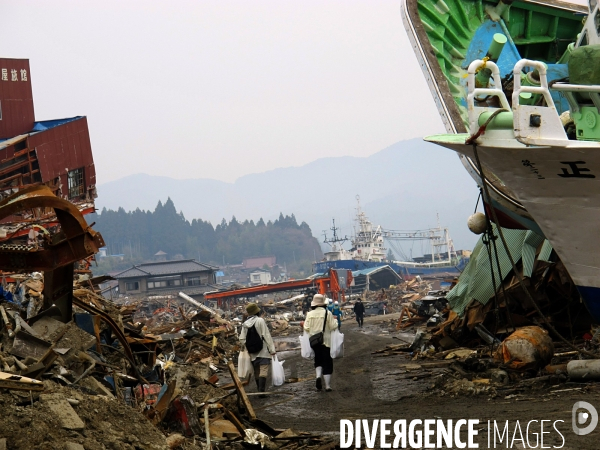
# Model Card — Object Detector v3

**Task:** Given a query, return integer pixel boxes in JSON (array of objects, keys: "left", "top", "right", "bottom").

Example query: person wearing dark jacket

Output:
[{"left": 353, "top": 299, "right": 365, "bottom": 328}]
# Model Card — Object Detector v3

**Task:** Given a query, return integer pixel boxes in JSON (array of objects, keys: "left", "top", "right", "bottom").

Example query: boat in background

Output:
[
  {"left": 388, "top": 223, "right": 471, "bottom": 277},
  {"left": 313, "top": 197, "right": 469, "bottom": 278}
]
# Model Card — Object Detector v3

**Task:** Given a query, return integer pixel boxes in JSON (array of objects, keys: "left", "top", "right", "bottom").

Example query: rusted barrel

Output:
[{"left": 495, "top": 326, "right": 554, "bottom": 371}]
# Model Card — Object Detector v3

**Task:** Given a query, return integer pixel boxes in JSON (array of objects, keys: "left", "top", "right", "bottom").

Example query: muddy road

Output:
[{"left": 248, "top": 315, "right": 600, "bottom": 449}]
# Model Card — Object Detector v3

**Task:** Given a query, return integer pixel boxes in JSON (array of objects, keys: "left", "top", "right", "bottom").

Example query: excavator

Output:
[{"left": 204, "top": 268, "right": 353, "bottom": 309}]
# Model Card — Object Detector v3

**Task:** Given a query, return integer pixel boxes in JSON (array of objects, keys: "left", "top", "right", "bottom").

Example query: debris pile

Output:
[
  {"left": 0, "top": 276, "right": 334, "bottom": 449},
  {"left": 370, "top": 227, "right": 600, "bottom": 401},
  {"left": 336, "top": 277, "right": 439, "bottom": 328}
]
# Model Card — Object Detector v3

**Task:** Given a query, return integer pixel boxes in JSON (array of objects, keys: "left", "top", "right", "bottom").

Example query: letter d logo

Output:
[{"left": 572, "top": 401, "right": 598, "bottom": 436}]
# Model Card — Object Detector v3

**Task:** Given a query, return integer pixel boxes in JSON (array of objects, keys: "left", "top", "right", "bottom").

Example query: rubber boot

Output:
[
  {"left": 255, "top": 376, "right": 260, "bottom": 391},
  {"left": 258, "top": 377, "right": 267, "bottom": 398},
  {"left": 324, "top": 374, "right": 332, "bottom": 392},
  {"left": 315, "top": 367, "right": 323, "bottom": 391}
]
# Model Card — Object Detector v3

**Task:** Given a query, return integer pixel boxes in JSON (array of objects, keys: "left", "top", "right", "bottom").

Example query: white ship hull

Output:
[{"left": 428, "top": 132, "right": 600, "bottom": 319}]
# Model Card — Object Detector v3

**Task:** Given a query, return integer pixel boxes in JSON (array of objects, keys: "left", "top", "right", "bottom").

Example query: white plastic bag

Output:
[
  {"left": 330, "top": 329, "right": 344, "bottom": 358},
  {"left": 237, "top": 350, "right": 252, "bottom": 378},
  {"left": 300, "top": 332, "right": 315, "bottom": 359},
  {"left": 271, "top": 355, "right": 285, "bottom": 386}
]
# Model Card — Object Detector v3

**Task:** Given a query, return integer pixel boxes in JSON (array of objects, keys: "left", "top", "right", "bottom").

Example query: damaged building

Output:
[{"left": 0, "top": 58, "right": 96, "bottom": 228}]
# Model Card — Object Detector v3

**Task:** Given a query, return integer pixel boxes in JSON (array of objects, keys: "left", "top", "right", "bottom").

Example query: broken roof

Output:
[
  {"left": 0, "top": 116, "right": 84, "bottom": 146},
  {"left": 352, "top": 265, "right": 402, "bottom": 278},
  {"left": 114, "top": 259, "right": 218, "bottom": 279}
]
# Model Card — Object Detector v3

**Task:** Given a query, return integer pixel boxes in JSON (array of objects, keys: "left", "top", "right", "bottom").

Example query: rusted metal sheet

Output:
[
  {"left": 0, "top": 59, "right": 35, "bottom": 139},
  {"left": 0, "top": 185, "right": 104, "bottom": 321},
  {"left": 0, "top": 185, "right": 104, "bottom": 271},
  {"left": 28, "top": 117, "right": 96, "bottom": 191}
]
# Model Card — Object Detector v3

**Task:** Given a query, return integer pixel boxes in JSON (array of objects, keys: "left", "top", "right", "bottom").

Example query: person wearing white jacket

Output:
[
  {"left": 303, "top": 294, "right": 339, "bottom": 392},
  {"left": 239, "top": 303, "right": 276, "bottom": 395}
]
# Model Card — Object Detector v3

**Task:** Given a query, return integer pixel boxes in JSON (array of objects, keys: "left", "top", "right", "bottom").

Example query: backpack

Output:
[{"left": 245, "top": 324, "right": 264, "bottom": 353}]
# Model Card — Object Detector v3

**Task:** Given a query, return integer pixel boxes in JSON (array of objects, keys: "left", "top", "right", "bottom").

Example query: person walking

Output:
[
  {"left": 304, "top": 294, "right": 339, "bottom": 392},
  {"left": 353, "top": 299, "right": 365, "bottom": 328},
  {"left": 332, "top": 300, "right": 343, "bottom": 331},
  {"left": 239, "top": 303, "right": 276, "bottom": 395},
  {"left": 302, "top": 295, "right": 312, "bottom": 317}
]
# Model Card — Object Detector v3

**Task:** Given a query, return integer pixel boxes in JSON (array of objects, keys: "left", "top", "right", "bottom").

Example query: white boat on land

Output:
[{"left": 402, "top": 0, "right": 600, "bottom": 319}]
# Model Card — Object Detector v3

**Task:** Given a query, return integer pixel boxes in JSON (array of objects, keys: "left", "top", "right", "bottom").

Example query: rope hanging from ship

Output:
[{"left": 469, "top": 137, "right": 600, "bottom": 359}]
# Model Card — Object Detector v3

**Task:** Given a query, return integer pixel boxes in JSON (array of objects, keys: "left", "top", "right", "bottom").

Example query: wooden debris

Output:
[
  {"left": 0, "top": 371, "right": 45, "bottom": 391},
  {"left": 227, "top": 359, "right": 256, "bottom": 421}
]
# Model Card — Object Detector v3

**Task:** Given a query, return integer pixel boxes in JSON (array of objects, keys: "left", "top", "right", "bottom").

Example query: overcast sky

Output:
[{"left": 4, "top": 1, "right": 444, "bottom": 184}]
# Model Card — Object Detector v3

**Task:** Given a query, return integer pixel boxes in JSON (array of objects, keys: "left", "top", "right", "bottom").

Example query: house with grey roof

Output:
[{"left": 114, "top": 259, "right": 218, "bottom": 298}]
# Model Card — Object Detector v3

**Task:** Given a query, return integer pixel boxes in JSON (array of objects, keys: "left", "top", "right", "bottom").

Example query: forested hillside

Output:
[{"left": 89, "top": 198, "right": 323, "bottom": 274}]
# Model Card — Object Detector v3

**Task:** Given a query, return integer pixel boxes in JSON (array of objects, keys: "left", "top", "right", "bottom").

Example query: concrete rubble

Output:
[{"left": 0, "top": 274, "right": 336, "bottom": 449}]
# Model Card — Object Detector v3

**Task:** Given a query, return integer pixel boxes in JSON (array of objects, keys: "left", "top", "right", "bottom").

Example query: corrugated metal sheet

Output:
[
  {"left": 538, "top": 240, "right": 553, "bottom": 262},
  {"left": 29, "top": 116, "right": 96, "bottom": 189},
  {"left": 352, "top": 265, "right": 397, "bottom": 276},
  {"left": 446, "top": 226, "right": 553, "bottom": 316},
  {"left": 0, "top": 59, "right": 35, "bottom": 139},
  {"left": 522, "top": 231, "right": 545, "bottom": 277}
]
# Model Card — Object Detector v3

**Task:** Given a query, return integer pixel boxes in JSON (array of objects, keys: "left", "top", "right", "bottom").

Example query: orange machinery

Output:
[{"left": 204, "top": 268, "right": 353, "bottom": 307}]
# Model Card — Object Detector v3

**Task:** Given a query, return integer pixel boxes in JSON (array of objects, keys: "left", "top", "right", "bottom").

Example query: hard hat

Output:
[
  {"left": 334, "top": 301, "right": 339, "bottom": 305},
  {"left": 326, "top": 298, "right": 332, "bottom": 304}
]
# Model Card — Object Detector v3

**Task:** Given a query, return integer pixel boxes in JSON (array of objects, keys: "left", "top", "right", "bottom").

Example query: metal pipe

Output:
[
  {"left": 178, "top": 292, "right": 229, "bottom": 325},
  {"left": 487, "top": 33, "right": 507, "bottom": 61},
  {"left": 0, "top": 305, "right": 14, "bottom": 337},
  {"left": 478, "top": 111, "right": 513, "bottom": 128},
  {"left": 0, "top": 356, "right": 11, "bottom": 372},
  {"left": 13, "top": 314, "right": 22, "bottom": 335},
  {"left": 519, "top": 92, "right": 533, "bottom": 105},
  {"left": 476, "top": 34, "right": 507, "bottom": 88},
  {"left": 13, "top": 357, "right": 27, "bottom": 371},
  {"left": 204, "top": 406, "right": 211, "bottom": 450}
]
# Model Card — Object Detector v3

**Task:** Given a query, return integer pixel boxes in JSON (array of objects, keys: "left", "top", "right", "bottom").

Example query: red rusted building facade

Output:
[{"left": 0, "top": 58, "right": 96, "bottom": 217}]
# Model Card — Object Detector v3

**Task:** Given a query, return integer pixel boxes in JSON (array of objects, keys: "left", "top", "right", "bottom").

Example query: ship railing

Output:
[
  {"left": 512, "top": 59, "right": 567, "bottom": 145},
  {"left": 549, "top": 83, "right": 600, "bottom": 115},
  {"left": 466, "top": 59, "right": 511, "bottom": 137},
  {"left": 466, "top": 58, "right": 569, "bottom": 146}
]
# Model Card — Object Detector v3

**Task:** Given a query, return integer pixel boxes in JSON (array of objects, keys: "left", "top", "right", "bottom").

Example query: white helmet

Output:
[
  {"left": 326, "top": 298, "right": 332, "bottom": 305},
  {"left": 334, "top": 301, "right": 339, "bottom": 305}
]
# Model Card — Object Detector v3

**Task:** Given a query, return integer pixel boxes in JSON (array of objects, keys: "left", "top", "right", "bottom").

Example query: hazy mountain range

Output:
[{"left": 97, "top": 138, "right": 481, "bottom": 258}]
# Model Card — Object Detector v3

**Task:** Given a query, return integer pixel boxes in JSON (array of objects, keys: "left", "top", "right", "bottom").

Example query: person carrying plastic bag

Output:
[
  {"left": 299, "top": 331, "right": 315, "bottom": 359},
  {"left": 239, "top": 303, "right": 276, "bottom": 397},
  {"left": 237, "top": 349, "right": 252, "bottom": 378},
  {"left": 304, "top": 294, "right": 339, "bottom": 392},
  {"left": 330, "top": 329, "right": 344, "bottom": 358},
  {"left": 271, "top": 355, "right": 285, "bottom": 386}
]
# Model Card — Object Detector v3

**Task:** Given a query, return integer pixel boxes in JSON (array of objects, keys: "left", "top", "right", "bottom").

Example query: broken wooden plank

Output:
[
  {"left": 227, "top": 359, "right": 256, "bottom": 421},
  {"left": 0, "top": 371, "right": 45, "bottom": 391},
  {"left": 219, "top": 379, "right": 249, "bottom": 390},
  {"left": 224, "top": 408, "right": 246, "bottom": 435}
]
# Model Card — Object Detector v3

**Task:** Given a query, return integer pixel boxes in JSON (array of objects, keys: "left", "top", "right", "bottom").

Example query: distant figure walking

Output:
[
  {"left": 332, "top": 300, "right": 343, "bottom": 331},
  {"left": 304, "top": 294, "right": 339, "bottom": 392},
  {"left": 302, "top": 295, "right": 312, "bottom": 316},
  {"left": 239, "top": 303, "right": 276, "bottom": 395},
  {"left": 354, "top": 299, "right": 365, "bottom": 328}
]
